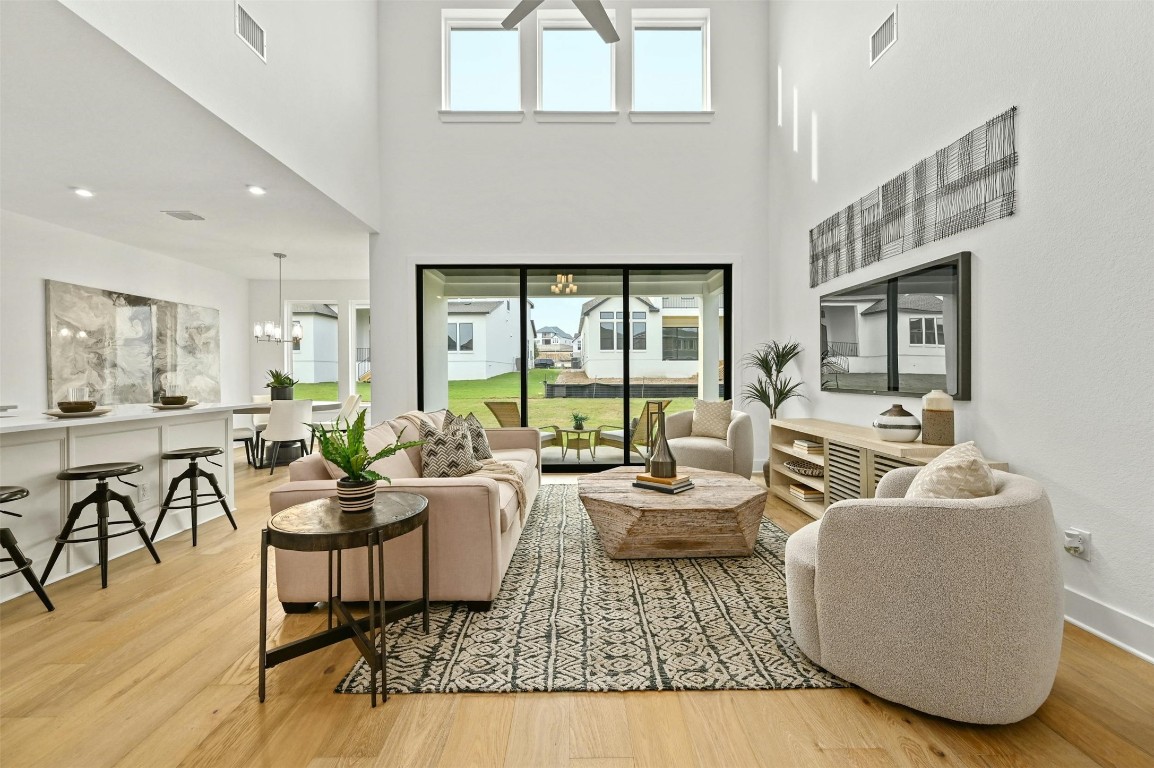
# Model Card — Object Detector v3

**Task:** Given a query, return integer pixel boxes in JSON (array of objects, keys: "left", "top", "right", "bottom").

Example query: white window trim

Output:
[
  {"left": 441, "top": 9, "right": 524, "bottom": 121},
  {"left": 908, "top": 316, "right": 945, "bottom": 347},
  {"left": 630, "top": 8, "right": 711, "bottom": 119},
  {"left": 534, "top": 9, "right": 618, "bottom": 120}
]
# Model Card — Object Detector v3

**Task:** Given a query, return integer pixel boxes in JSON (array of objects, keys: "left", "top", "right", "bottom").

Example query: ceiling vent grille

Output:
[
  {"left": 235, "top": 3, "right": 267, "bottom": 62},
  {"left": 869, "top": 8, "right": 897, "bottom": 67},
  {"left": 163, "top": 210, "right": 205, "bottom": 221}
]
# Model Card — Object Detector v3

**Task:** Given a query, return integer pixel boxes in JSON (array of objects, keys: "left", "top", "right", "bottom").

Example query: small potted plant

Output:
[
  {"left": 571, "top": 411, "right": 590, "bottom": 430},
  {"left": 743, "top": 340, "right": 807, "bottom": 484},
  {"left": 310, "top": 411, "right": 423, "bottom": 513},
  {"left": 265, "top": 369, "right": 299, "bottom": 400}
]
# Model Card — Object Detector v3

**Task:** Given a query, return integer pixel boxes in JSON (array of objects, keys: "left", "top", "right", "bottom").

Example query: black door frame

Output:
[{"left": 416, "top": 264, "right": 733, "bottom": 474}]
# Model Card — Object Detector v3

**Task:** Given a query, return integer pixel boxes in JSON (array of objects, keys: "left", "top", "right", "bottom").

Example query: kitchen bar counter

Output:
[{"left": 0, "top": 401, "right": 341, "bottom": 434}]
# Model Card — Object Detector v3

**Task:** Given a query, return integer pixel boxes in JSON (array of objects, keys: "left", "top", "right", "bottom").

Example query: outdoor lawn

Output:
[{"left": 294, "top": 372, "right": 695, "bottom": 430}]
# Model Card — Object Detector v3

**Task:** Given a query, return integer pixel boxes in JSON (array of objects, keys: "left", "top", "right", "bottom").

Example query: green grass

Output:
[{"left": 292, "top": 373, "right": 694, "bottom": 431}]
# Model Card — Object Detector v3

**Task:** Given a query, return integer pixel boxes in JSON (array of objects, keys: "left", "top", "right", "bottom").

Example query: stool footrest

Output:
[{"left": 56, "top": 519, "right": 146, "bottom": 545}]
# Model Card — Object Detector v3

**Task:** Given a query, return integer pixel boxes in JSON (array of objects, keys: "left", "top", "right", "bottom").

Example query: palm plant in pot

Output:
[
  {"left": 309, "top": 411, "right": 423, "bottom": 513},
  {"left": 742, "top": 340, "right": 807, "bottom": 483},
  {"left": 264, "top": 369, "right": 299, "bottom": 401}
]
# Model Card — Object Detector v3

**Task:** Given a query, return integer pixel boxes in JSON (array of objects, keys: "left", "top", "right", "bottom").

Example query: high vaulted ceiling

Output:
[{"left": 0, "top": 1, "right": 373, "bottom": 280}]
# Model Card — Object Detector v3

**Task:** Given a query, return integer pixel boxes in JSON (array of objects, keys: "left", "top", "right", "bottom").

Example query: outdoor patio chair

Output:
[
  {"left": 597, "top": 399, "right": 672, "bottom": 456},
  {"left": 484, "top": 400, "right": 558, "bottom": 448}
]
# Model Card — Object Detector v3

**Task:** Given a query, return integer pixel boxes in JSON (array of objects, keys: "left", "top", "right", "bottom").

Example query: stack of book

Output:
[
  {"left": 633, "top": 473, "right": 695, "bottom": 494},
  {"left": 789, "top": 483, "right": 824, "bottom": 503},
  {"left": 793, "top": 439, "right": 824, "bottom": 456}
]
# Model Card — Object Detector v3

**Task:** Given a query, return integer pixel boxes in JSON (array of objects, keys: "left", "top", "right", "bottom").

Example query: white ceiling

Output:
[{"left": 0, "top": 1, "right": 373, "bottom": 281}]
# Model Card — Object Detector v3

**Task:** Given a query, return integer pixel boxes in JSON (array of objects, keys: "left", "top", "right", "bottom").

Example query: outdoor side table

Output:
[
  {"left": 258, "top": 492, "right": 429, "bottom": 708},
  {"left": 559, "top": 427, "right": 600, "bottom": 462}
]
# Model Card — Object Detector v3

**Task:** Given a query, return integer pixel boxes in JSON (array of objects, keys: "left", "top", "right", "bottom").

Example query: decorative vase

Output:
[
  {"left": 872, "top": 404, "right": 921, "bottom": 442},
  {"left": 269, "top": 386, "right": 293, "bottom": 401},
  {"left": 648, "top": 410, "right": 678, "bottom": 478},
  {"left": 336, "top": 477, "right": 376, "bottom": 513},
  {"left": 921, "top": 389, "right": 955, "bottom": 446}
]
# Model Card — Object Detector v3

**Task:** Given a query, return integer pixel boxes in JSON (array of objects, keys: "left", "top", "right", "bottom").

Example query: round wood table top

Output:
[{"left": 267, "top": 492, "right": 428, "bottom": 552}]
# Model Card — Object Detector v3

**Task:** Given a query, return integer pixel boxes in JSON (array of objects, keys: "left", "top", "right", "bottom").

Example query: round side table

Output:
[{"left": 258, "top": 492, "right": 429, "bottom": 708}]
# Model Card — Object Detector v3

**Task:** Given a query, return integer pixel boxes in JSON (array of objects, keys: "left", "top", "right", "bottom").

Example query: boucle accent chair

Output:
[
  {"left": 268, "top": 419, "right": 540, "bottom": 613},
  {"left": 664, "top": 409, "right": 754, "bottom": 479},
  {"left": 784, "top": 466, "right": 1064, "bottom": 724}
]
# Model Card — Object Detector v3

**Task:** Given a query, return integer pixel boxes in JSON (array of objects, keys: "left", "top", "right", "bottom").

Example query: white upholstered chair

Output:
[
  {"left": 664, "top": 409, "right": 754, "bottom": 479},
  {"left": 261, "top": 400, "right": 313, "bottom": 475},
  {"left": 784, "top": 466, "right": 1064, "bottom": 724},
  {"left": 310, "top": 393, "right": 361, "bottom": 452}
]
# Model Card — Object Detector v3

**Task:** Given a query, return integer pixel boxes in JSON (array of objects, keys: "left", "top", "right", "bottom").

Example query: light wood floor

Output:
[{"left": 2, "top": 452, "right": 1152, "bottom": 768}]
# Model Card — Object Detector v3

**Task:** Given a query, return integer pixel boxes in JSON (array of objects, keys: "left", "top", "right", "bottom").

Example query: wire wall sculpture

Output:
[{"left": 809, "top": 107, "right": 1017, "bottom": 287}]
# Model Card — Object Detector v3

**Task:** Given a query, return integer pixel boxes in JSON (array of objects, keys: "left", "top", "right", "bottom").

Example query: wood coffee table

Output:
[{"left": 577, "top": 466, "right": 768, "bottom": 559}]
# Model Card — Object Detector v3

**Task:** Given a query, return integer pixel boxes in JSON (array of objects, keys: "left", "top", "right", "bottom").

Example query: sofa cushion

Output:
[
  {"left": 691, "top": 399, "right": 733, "bottom": 439},
  {"left": 321, "top": 422, "right": 420, "bottom": 481},
  {"left": 419, "top": 418, "right": 483, "bottom": 478},
  {"left": 491, "top": 447, "right": 538, "bottom": 471},
  {"left": 906, "top": 441, "right": 996, "bottom": 500},
  {"left": 464, "top": 412, "right": 494, "bottom": 460},
  {"left": 387, "top": 411, "right": 438, "bottom": 471}
]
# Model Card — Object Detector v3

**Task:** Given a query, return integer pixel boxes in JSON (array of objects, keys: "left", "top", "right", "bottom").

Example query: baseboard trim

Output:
[{"left": 1064, "top": 587, "right": 1154, "bottom": 664}]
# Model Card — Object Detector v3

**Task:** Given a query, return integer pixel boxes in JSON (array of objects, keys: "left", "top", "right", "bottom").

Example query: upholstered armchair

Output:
[
  {"left": 664, "top": 409, "right": 754, "bottom": 479},
  {"left": 784, "top": 466, "right": 1064, "bottom": 724}
]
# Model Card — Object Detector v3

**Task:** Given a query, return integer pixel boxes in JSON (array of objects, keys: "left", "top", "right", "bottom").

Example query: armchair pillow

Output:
[
  {"left": 690, "top": 399, "right": 733, "bottom": 439},
  {"left": 905, "top": 441, "right": 996, "bottom": 499},
  {"left": 419, "top": 415, "right": 483, "bottom": 478}
]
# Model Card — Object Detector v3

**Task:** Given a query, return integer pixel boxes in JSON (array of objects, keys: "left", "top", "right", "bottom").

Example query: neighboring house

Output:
[
  {"left": 291, "top": 304, "right": 338, "bottom": 382},
  {"left": 447, "top": 299, "right": 521, "bottom": 380},
  {"left": 820, "top": 294, "right": 947, "bottom": 374},
  {"left": 535, "top": 325, "right": 574, "bottom": 366},
  {"left": 574, "top": 296, "right": 724, "bottom": 380}
]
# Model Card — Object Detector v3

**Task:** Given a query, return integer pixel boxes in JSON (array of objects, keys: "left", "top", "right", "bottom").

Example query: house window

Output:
[
  {"left": 442, "top": 12, "right": 520, "bottom": 111},
  {"left": 599, "top": 311, "right": 623, "bottom": 351},
  {"left": 631, "top": 9, "right": 710, "bottom": 113},
  {"left": 632, "top": 311, "right": 647, "bottom": 351},
  {"left": 538, "top": 11, "right": 615, "bottom": 112},
  {"left": 448, "top": 322, "right": 474, "bottom": 352},
  {"left": 541, "top": 337, "right": 552, "bottom": 345},
  {"left": 909, "top": 317, "right": 944, "bottom": 346},
  {"left": 663, "top": 327, "right": 699, "bottom": 360}
]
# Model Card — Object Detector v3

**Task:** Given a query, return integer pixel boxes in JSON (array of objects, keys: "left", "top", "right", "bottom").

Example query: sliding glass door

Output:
[{"left": 418, "top": 265, "right": 731, "bottom": 472}]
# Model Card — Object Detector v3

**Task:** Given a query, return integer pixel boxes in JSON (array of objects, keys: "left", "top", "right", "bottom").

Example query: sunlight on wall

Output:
[{"left": 811, "top": 111, "right": 819, "bottom": 182}]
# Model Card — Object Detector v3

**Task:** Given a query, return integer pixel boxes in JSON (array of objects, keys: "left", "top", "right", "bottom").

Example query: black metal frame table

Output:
[{"left": 258, "top": 492, "right": 429, "bottom": 707}]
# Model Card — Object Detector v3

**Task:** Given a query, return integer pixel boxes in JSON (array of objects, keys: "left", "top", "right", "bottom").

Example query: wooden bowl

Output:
[
  {"left": 160, "top": 395, "right": 188, "bottom": 406},
  {"left": 57, "top": 400, "right": 97, "bottom": 413}
]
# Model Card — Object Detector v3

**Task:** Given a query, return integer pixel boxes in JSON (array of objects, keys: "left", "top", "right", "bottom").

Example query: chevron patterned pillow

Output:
[
  {"left": 464, "top": 412, "right": 493, "bottom": 460},
  {"left": 419, "top": 415, "right": 483, "bottom": 478}
]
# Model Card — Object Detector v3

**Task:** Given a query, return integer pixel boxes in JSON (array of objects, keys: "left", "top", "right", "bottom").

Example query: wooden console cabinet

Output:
[{"left": 769, "top": 418, "right": 1007, "bottom": 519}]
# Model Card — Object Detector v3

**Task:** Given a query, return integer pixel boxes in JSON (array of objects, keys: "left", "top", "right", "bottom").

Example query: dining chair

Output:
[
  {"left": 310, "top": 393, "right": 361, "bottom": 452},
  {"left": 261, "top": 400, "right": 313, "bottom": 475},
  {"left": 251, "top": 394, "right": 271, "bottom": 465},
  {"left": 233, "top": 414, "right": 258, "bottom": 467}
]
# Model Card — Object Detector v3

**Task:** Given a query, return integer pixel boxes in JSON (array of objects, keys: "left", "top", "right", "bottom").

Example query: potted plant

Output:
[
  {"left": 571, "top": 411, "right": 590, "bottom": 430},
  {"left": 742, "top": 340, "right": 807, "bottom": 483},
  {"left": 309, "top": 411, "right": 423, "bottom": 513},
  {"left": 265, "top": 369, "right": 299, "bottom": 401}
]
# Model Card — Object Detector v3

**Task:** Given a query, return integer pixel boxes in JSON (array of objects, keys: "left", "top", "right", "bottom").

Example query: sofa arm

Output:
[
  {"left": 874, "top": 465, "right": 920, "bottom": 498},
  {"left": 665, "top": 410, "right": 693, "bottom": 439},
  {"left": 485, "top": 427, "right": 541, "bottom": 468},
  {"left": 726, "top": 412, "right": 754, "bottom": 478},
  {"left": 288, "top": 452, "right": 331, "bottom": 481}
]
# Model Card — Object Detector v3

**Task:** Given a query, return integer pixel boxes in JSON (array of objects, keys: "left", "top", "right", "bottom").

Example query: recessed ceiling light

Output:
[
  {"left": 72, "top": 187, "right": 94, "bottom": 198},
  {"left": 247, "top": 185, "right": 267, "bottom": 196}
]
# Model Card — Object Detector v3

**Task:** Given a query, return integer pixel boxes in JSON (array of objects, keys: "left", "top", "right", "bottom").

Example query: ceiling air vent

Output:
[
  {"left": 869, "top": 8, "right": 897, "bottom": 67},
  {"left": 163, "top": 210, "right": 205, "bottom": 221},
  {"left": 235, "top": 3, "right": 267, "bottom": 62}
]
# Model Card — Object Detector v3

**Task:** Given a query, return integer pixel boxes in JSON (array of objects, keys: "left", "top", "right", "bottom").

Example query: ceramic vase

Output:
[
  {"left": 336, "top": 477, "right": 376, "bottom": 513},
  {"left": 921, "top": 389, "right": 955, "bottom": 446},
  {"left": 647, "top": 410, "right": 678, "bottom": 478},
  {"left": 872, "top": 404, "right": 921, "bottom": 442}
]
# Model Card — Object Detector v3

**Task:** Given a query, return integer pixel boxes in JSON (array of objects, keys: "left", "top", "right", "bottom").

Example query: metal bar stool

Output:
[
  {"left": 42, "top": 462, "right": 161, "bottom": 589},
  {"left": 1, "top": 486, "right": 54, "bottom": 611},
  {"left": 151, "top": 447, "right": 237, "bottom": 547}
]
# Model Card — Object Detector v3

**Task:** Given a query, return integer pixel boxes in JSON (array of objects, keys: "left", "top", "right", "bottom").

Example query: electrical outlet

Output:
[
  {"left": 138, "top": 481, "right": 152, "bottom": 504},
  {"left": 1063, "top": 528, "right": 1091, "bottom": 561}
]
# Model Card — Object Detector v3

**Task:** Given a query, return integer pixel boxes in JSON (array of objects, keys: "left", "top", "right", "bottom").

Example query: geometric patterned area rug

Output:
[{"left": 337, "top": 483, "right": 846, "bottom": 694}]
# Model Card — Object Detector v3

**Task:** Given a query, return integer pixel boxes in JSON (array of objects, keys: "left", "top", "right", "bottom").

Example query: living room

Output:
[{"left": 1, "top": 1, "right": 1151, "bottom": 766}]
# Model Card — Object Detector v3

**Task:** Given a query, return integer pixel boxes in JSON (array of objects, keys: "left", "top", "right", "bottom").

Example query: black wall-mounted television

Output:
[{"left": 819, "top": 252, "right": 971, "bottom": 400}]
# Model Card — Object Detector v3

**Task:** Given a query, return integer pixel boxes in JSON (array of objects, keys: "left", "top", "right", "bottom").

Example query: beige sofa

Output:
[
  {"left": 268, "top": 418, "right": 540, "bottom": 613},
  {"left": 665, "top": 409, "right": 754, "bottom": 479},
  {"left": 785, "top": 466, "right": 1063, "bottom": 724}
]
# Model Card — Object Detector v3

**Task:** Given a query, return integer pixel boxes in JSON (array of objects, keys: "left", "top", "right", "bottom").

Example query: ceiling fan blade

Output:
[
  {"left": 501, "top": 0, "right": 544, "bottom": 30},
  {"left": 573, "top": 0, "right": 620, "bottom": 43}
]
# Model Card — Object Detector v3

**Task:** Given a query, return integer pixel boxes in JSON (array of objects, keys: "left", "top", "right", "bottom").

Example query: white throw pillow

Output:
[
  {"left": 905, "top": 441, "right": 996, "bottom": 499},
  {"left": 691, "top": 399, "right": 733, "bottom": 439}
]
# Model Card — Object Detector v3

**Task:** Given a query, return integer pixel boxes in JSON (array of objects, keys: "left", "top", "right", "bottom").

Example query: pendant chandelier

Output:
[
  {"left": 551, "top": 273, "right": 578, "bottom": 294},
  {"left": 253, "top": 252, "right": 304, "bottom": 343}
]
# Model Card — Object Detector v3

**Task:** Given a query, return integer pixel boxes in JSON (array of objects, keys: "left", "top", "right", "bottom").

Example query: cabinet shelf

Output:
[
  {"left": 771, "top": 463, "right": 825, "bottom": 493},
  {"left": 770, "top": 442, "right": 826, "bottom": 467},
  {"left": 769, "top": 484, "right": 825, "bottom": 519}
]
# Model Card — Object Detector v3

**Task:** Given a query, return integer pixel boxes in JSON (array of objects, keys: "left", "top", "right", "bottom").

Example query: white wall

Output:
[
  {"left": 60, "top": 0, "right": 381, "bottom": 230},
  {"left": 768, "top": 1, "right": 1154, "bottom": 657},
  {"left": 373, "top": 1, "right": 773, "bottom": 428},
  {"left": 0, "top": 210, "right": 250, "bottom": 410}
]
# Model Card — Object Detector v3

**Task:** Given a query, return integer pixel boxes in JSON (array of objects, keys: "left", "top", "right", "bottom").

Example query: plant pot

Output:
[
  {"left": 269, "top": 386, "right": 294, "bottom": 401},
  {"left": 336, "top": 477, "right": 376, "bottom": 513},
  {"left": 573, "top": 422, "right": 585, "bottom": 430}
]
